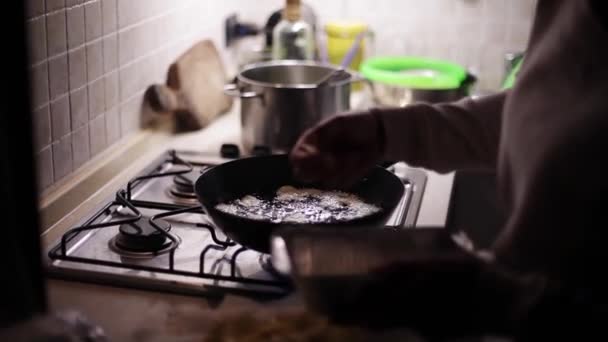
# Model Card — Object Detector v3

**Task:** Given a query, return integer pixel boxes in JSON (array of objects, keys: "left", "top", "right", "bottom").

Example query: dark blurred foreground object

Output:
[
  {"left": 270, "top": 227, "right": 497, "bottom": 339},
  {"left": 204, "top": 310, "right": 424, "bottom": 342},
  {"left": 144, "top": 40, "right": 233, "bottom": 133},
  {"left": 0, "top": 310, "right": 107, "bottom": 341},
  {"left": 445, "top": 169, "right": 508, "bottom": 250},
  {"left": 271, "top": 226, "right": 608, "bottom": 341},
  {"left": 0, "top": 3, "right": 107, "bottom": 340}
]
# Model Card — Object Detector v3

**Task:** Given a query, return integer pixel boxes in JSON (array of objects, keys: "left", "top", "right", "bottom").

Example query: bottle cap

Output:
[{"left": 284, "top": 0, "right": 301, "bottom": 21}]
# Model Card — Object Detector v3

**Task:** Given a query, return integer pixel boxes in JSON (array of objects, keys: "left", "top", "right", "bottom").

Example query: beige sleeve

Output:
[{"left": 373, "top": 91, "right": 507, "bottom": 173}]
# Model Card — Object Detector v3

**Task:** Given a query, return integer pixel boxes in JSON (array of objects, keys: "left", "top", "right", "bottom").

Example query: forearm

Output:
[{"left": 373, "top": 91, "right": 507, "bottom": 173}]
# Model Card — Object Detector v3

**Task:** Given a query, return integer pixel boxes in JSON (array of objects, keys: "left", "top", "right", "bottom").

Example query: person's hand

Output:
[{"left": 289, "top": 110, "right": 385, "bottom": 187}]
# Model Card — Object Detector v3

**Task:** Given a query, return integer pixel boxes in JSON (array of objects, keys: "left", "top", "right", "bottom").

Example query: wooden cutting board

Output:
[{"left": 144, "top": 39, "right": 233, "bottom": 132}]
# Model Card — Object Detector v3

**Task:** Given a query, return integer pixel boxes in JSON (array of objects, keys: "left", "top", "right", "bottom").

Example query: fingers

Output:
[
  {"left": 289, "top": 118, "right": 338, "bottom": 183},
  {"left": 290, "top": 139, "right": 368, "bottom": 188},
  {"left": 290, "top": 143, "right": 337, "bottom": 183},
  {"left": 289, "top": 111, "right": 379, "bottom": 186},
  {"left": 323, "top": 148, "right": 377, "bottom": 189}
]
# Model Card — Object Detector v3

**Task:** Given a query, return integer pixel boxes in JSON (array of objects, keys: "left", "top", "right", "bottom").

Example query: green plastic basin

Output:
[{"left": 361, "top": 56, "right": 468, "bottom": 90}]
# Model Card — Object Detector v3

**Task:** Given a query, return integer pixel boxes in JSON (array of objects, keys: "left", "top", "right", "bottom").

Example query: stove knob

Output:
[
  {"left": 252, "top": 145, "right": 271, "bottom": 156},
  {"left": 220, "top": 143, "right": 240, "bottom": 158}
]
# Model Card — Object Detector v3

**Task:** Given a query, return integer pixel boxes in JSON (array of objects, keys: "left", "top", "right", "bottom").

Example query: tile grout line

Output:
[
  {"left": 114, "top": 0, "right": 123, "bottom": 139},
  {"left": 48, "top": 142, "right": 55, "bottom": 190},
  {"left": 29, "top": 2, "right": 191, "bottom": 70},
  {"left": 100, "top": 0, "right": 111, "bottom": 150},
  {"left": 85, "top": 0, "right": 95, "bottom": 163},
  {"left": 30, "top": 67, "right": 119, "bottom": 113},
  {"left": 64, "top": 0, "right": 76, "bottom": 173},
  {"left": 44, "top": 0, "right": 57, "bottom": 157},
  {"left": 26, "top": 0, "right": 99, "bottom": 23},
  {"left": 116, "top": 3, "right": 190, "bottom": 36},
  {"left": 69, "top": 0, "right": 81, "bottom": 172}
]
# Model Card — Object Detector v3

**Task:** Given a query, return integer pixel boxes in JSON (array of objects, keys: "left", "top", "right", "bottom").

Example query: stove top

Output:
[{"left": 45, "top": 149, "right": 427, "bottom": 297}]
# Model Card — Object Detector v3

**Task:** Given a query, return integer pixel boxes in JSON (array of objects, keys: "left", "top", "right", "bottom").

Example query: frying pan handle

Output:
[
  {"left": 223, "top": 83, "right": 262, "bottom": 99},
  {"left": 270, "top": 235, "right": 292, "bottom": 276}
]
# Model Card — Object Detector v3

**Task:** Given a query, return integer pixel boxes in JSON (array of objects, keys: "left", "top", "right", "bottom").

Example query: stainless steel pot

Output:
[
  {"left": 368, "top": 72, "right": 477, "bottom": 107},
  {"left": 224, "top": 60, "right": 356, "bottom": 153}
]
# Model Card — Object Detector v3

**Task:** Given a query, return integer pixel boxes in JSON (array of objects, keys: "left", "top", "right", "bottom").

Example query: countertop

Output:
[{"left": 40, "top": 99, "right": 455, "bottom": 342}]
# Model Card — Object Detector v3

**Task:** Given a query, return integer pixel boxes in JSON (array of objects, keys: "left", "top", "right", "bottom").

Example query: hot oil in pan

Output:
[{"left": 215, "top": 186, "right": 381, "bottom": 224}]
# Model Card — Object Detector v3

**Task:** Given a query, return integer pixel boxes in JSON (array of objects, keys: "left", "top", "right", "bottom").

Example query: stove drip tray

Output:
[{"left": 109, "top": 218, "right": 180, "bottom": 258}]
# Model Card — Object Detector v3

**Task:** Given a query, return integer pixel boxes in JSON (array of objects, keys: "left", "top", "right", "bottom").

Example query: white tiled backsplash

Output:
[{"left": 26, "top": 0, "right": 536, "bottom": 192}]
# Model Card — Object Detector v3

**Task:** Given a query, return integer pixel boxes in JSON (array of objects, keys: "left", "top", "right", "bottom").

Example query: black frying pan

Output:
[{"left": 194, "top": 154, "right": 404, "bottom": 253}]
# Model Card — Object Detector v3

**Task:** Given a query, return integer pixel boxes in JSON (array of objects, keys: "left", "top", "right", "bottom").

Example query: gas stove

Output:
[{"left": 45, "top": 149, "right": 427, "bottom": 297}]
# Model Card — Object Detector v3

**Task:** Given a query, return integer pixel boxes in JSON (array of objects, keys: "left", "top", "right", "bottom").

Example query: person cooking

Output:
[{"left": 289, "top": 0, "right": 608, "bottom": 340}]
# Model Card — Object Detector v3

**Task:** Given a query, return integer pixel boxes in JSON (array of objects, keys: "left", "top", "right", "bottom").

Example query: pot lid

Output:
[{"left": 361, "top": 56, "right": 467, "bottom": 90}]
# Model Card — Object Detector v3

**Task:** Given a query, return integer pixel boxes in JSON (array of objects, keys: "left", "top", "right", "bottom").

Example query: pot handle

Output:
[
  {"left": 350, "top": 71, "right": 368, "bottom": 84},
  {"left": 223, "top": 84, "right": 262, "bottom": 99},
  {"left": 327, "top": 70, "right": 369, "bottom": 87}
]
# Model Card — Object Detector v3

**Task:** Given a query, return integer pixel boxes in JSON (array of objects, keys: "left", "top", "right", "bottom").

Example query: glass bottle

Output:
[{"left": 271, "top": 0, "right": 314, "bottom": 60}]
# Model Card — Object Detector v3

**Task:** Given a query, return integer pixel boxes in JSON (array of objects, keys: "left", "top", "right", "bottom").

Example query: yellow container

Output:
[{"left": 324, "top": 21, "right": 369, "bottom": 91}]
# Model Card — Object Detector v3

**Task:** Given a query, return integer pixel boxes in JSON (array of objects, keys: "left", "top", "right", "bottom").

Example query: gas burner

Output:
[
  {"left": 167, "top": 171, "right": 200, "bottom": 204},
  {"left": 47, "top": 150, "right": 423, "bottom": 297},
  {"left": 109, "top": 218, "right": 180, "bottom": 258},
  {"left": 173, "top": 172, "right": 198, "bottom": 194}
]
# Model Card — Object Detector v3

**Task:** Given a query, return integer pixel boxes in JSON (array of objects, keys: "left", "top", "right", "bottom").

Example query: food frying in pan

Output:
[{"left": 215, "top": 185, "right": 381, "bottom": 224}]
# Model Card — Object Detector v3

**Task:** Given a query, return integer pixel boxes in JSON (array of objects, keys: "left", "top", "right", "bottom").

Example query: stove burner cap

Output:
[
  {"left": 171, "top": 172, "right": 199, "bottom": 198},
  {"left": 115, "top": 218, "right": 172, "bottom": 252}
]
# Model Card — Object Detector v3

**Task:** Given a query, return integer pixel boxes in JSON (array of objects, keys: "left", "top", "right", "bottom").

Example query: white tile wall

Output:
[
  {"left": 86, "top": 40, "right": 103, "bottom": 81},
  {"left": 36, "top": 146, "right": 54, "bottom": 190},
  {"left": 47, "top": 0, "right": 66, "bottom": 13},
  {"left": 27, "top": 17, "right": 47, "bottom": 64},
  {"left": 50, "top": 95, "right": 71, "bottom": 140},
  {"left": 89, "top": 113, "right": 107, "bottom": 156},
  {"left": 69, "top": 86, "right": 89, "bottom": 129},
  {"left": 68, "top": 47, "right": 87, "bottom": 90},
  {"left": 66, "top": 5, "right": 85, "bottom": 49},
  {"left": 27, "top": 0, "right": 536, "bottom": 191},
  {"left": 26, "top": 0, "right": 45, "bottom": 19},
  {"left": 30, "top": 63, "right": 49, "bottom": 108},
  {"left": 87, "top": 78, "right": 105, "bottom": 119},
  {"left": 46, "top": 10, "right": 67, "bottom": 56},
  {"left": 101, "top": 0, "right": 117, "bottom": 35},
  {"left": 84, "top": 0, "right": 102, "bottom": 41},
  {"left": 33, "top": 105, "right": 51, "bottom": 152},
  {"left": 48, "top": 54, "right": 69, "bottom": 100},
  {"left": 72, "top": 124, "right": 90, "bottom": 168},
  {"left": 52, "top": 133, "right": 73, "bottom": 181},
  {"left": 66, "top": 0, "right": 85, "bottom": 7}
]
